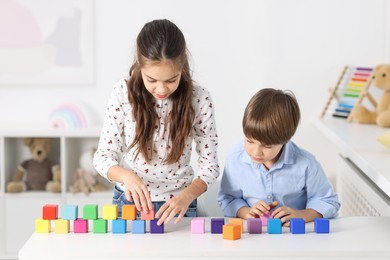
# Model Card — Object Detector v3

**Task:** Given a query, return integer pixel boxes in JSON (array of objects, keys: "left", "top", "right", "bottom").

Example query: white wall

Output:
[{"left": 0, "top": 0, "right": 387, "bottom": 214}]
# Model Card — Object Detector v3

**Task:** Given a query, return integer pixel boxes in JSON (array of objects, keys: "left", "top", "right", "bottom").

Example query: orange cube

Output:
[
  {"left": 229, "top": 218, "right": 243, "bottom": 233},
  {"left": 223, "top": 224, "right": 241, "bottom": 240},
  {"left": 122, "top": 205, "right": 137, "bottom": 220}
]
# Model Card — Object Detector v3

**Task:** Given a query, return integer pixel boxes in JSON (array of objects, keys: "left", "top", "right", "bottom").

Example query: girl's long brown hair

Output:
[{"left": 127, "top": 19, "right": 195, "bottom": 164}]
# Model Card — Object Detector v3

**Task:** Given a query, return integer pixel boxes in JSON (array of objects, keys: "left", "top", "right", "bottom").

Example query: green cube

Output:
[
  {"left": 93, "top": 219, "right": 107, "bottom": 233},
  {"left": 83, "top": 204, "right": 98, "bottom": 220}
]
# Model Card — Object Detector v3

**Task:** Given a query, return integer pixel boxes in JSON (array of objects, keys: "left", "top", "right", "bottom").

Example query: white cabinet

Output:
[
  {"left": 313, "top": 117, "right": 390, "bottom": 217},
  {"left": 0, "top": 128, "right": 114, "bottom": 259}
]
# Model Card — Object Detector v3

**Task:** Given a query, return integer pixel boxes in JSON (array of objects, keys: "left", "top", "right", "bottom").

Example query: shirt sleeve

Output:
[
  {"left": 217, "top": 152, "right": 249, "bottom": 217},
  {"left": 305, "top": 161, "right": 341, "bottom": 219},
  {"left": 93, "top": 80, "right": 128, "bottom": 182},
  {"left": 192, "top": 87, "right": 220, "bottom": 189}
]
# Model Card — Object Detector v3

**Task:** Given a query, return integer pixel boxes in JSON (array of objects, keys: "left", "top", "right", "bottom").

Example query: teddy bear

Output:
[
  {"left": 351, "top": 64, "right": 390, "bottom": 127},
  {"left": 6, "top": 138, "right": 61, "bottom": 193},
  {"left": 69, "top": 148, "right": 109, "bottom": 194}
]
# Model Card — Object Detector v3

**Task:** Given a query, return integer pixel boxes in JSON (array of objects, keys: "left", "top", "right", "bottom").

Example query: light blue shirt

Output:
[{"left": 217, "top": 140, "right": 340, "bottom": 218}]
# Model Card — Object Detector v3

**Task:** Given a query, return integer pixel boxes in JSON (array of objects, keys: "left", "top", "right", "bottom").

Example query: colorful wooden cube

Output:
[
  {"left": 260, "top": 213, "right": 272, "bottom": 226},
  {"left": 140, "top": 207, "right": 155, "bottom": 220},
  {"left": 315, "top": 218, "right": 330, "bottom": 233},
  {"left": 74, "top": 218, "right": 88, "bottom": 233},
  {"left": 35, "top": 218, "right": 50, "bottom": 233},
  {"left": 229, "top": 218, "right": 243, "bottom": 233},
  {"left": 54, "top": 219, "right": 69, "bottom": 233},
  {"left": 191, "top": 218, "right": 205, "bottom": 234},
  {"left": 268, "top": 218, "right": 282, "bottom": 234},
  {"left": 43, "top": 204, "right": 58, "bottom": 220},
  {"left": 112, "top": 219, "right": 127, "bottom": 234},
  {"left": 131, "top": 220, "right": 146, "bottom": 234},
  {"left": 211, "top": 218, "right": 225, "bottom": 234},
  {"left": 290, "top": 218, "right": 305, "bottom": 234},
  {"left": 150, "top": 219, "right": 164, "bottom": 234},
  {"left": 103, "top": 205, "right": 118, "bottom": 220},
  {"left": 223, "top": 224, "right": 241, "bottom": 240},
  {"left": 122, "top": 205, "right": 136, "bottom": 220},
  {"left": 93, "top": 219, "right": 107, "bottom": 233},
  {"left": 247, "top": 218, "right": 262, "bottom": 234},
  {"left": 83, "top": 204, "right": 98, "bottom": 220},
  {"left": 62, "top": 205, "right": 78, "bottom": 220}
]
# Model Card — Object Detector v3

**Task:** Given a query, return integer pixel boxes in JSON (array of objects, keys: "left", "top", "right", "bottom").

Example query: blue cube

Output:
[
  {"left": 112, "top": 219, "right": 127, "bottom": 233},
  {"left": 131, "top": 220, "right": 146, "bottom": 234},
  {"left": 211, "top": 218, "right": 225, "bottom": 234},
  {"left": 62, "top": 205, "right": 78, "bottom": 220},
  {"left": 290, "top": 218, "right": 305, "bottom": 234},
  {"left": 268, "top": 218, "right": 282, "bottom": 234},
  {"left": 314, "top": 218, "right": 329, "bottom": 233}
]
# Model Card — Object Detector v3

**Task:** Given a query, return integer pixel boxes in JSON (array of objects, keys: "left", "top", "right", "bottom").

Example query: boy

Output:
[{"left": 217, "top": 88, "right": 340, "bottom": 226}]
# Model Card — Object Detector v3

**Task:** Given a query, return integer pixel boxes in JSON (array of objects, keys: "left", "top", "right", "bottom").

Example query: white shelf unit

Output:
[
  {"left": 313, "top": 117, "right": 390, "bottom": 217},
  {"left": 0, "top": 128, "right": 114, "bottom": 259}
]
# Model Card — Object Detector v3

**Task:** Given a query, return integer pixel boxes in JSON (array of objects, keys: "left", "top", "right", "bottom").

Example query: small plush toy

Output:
[
  {"left": 69, "top": 148, "right": 108, "bottom": 194},
  {"left": 6, "top": 138, "right": 61, "bottom": 193},
  {"left": 352, "top": 64, "right": 390, "bottom": 127}
]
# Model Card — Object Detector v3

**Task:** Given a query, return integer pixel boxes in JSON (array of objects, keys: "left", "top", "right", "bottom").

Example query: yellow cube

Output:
[
  {"left": 54, "top": 219, "right": 69, "bottom": 233},
  {"left": 103, "top": 205, "right": 118, "bottom": 220},
  {"left": 229, "top": 218, "right": 243, "bottom": 233},
  {"left": 35, "top": 218, "right": 50, "bottom": 233}
]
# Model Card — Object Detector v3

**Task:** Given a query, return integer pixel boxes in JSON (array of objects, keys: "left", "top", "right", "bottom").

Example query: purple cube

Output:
[
  {"left": 247, "top": 218, "right": 262, "bottom": 234},
  {"left": 211, "top": 218, "right": 225, "bottom": 234},
  {"left": 150, "top": 219, "right": 164, "bottom": 233}
]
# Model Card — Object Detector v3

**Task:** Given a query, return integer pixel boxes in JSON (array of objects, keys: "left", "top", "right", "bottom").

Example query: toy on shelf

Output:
[
  {"left": 321, "top": 66, "right": 373, "bottom": 119},
  {"left": 6, "top": 138, "right": 61, "bottom": 193},
  {"left": 69, "top": 148, "right": 109, "bottom": 194},
  {"left": 377, "top": 130, "right": 390, "bottom": 149},
  {"left": 349, "top": 64, "right": 390, "bottom": 127}
]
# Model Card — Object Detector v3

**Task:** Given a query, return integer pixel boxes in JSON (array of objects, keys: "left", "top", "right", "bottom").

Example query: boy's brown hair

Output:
[{"left": 243, "top": 88, "right": 300, "bottom": 145}]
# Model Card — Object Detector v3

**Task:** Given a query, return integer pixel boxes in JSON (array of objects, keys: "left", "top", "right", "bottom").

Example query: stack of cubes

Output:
[{"left": 35, "top": 204, "right": 165, "bottom": 234}]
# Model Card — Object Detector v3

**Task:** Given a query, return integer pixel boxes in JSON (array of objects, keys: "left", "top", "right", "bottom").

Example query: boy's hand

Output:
[
  {"left": 248, "top": 200, "right": 279, "bottom": 218},
  {"left": 272, "top": 207, "right": 323, "bottom": 227}
]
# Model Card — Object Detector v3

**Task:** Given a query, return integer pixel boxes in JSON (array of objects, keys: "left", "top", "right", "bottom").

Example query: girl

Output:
[{"left": 94, "top": 19, "right": 219, "bottom": 226}]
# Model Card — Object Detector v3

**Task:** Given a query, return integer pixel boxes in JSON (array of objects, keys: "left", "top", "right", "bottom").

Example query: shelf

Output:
[{"left": 312, "top": 116, "right": 390, "bottom": 197}]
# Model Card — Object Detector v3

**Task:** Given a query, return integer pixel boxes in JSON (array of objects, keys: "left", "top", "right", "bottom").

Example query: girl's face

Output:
[
  {"left": 244, "top": 137, "right": 284, "bottom": 170},
  {"left": 141, "top": 60, "right": 182, "bottom": 100}
]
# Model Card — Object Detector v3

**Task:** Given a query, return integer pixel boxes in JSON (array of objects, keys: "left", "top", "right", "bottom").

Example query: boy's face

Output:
[{"left": 244, "top": 137, "right": 284, "bottom": 169}]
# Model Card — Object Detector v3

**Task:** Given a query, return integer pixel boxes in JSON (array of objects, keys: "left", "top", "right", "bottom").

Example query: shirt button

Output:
[{"left": 267, "top": 195, "right": 273, "bottom": 199}]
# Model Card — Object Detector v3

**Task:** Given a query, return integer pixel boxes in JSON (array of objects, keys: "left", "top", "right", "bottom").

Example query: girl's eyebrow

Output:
[{"left": 144, "top": 73, "right": 180, "bottom": 81}]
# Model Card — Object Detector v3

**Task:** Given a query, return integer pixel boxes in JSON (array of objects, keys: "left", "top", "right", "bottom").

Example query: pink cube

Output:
[
  {"left": 191, "top": 218, "right": 205, "bottom": 234},
  {"left": 260, "top": 213, "right": 272, "bottom": 227},
  {"left": 74, "top": 218, "right": 88, "bottom": 233}
]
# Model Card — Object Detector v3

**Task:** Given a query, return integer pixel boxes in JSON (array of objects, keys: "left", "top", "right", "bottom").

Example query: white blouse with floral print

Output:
[{"left": 93, "top": 78, "right": 220, "bottom": 201}]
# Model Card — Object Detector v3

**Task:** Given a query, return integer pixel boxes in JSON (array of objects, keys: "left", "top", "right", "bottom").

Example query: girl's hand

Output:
[
  {"left": 122, "top": 171, "right": 153, "bottom": 213},
  {"left": 155, "top": 193, "right": 192, "bottom": 226},
  {"left": 248, "top": 200, "right": 279, "bottom": 218}
]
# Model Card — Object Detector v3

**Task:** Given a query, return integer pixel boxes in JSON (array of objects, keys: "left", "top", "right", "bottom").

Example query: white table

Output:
[{"left": 18, "top": 216, "right": 390, "bottom": 259}]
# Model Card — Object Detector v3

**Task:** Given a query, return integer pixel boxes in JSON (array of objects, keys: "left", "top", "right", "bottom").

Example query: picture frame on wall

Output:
[{"left": 0, "top": 0, "right": 94, "bottom": 86}]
